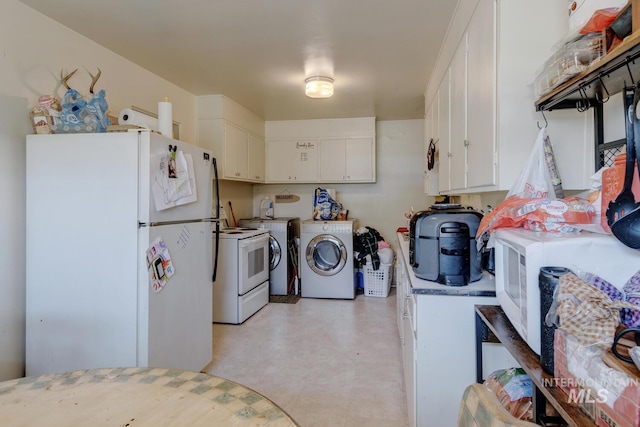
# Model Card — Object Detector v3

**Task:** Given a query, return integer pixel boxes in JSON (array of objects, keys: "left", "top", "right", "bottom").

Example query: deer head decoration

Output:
[{"left": 57, "top": 68, "right": 110, "bottom": 133}]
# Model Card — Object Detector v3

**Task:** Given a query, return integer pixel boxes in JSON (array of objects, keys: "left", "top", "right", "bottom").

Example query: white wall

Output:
[
  {"left": 0, "top": 0, "right": 202, "bottom": 380},
  {"left": 0, "top": 96, "right": 30, "bottom": 381},
  {"left": 0, "top": 0, "right": 198, "bottom": 143},
  {"left": 252, "top": 120, "right": 431, "bottom": 247}
]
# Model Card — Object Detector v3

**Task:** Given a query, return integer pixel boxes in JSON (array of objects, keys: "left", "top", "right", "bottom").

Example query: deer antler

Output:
[
  {"left": 60, "top": 68, "right": 78, "bottom": 89},
  {"left": 88, "top": 68, "right": 102, "bottom": 94}
]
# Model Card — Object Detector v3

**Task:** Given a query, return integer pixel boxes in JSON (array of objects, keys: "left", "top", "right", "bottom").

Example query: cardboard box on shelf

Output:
[{"left": 554, "top": 329, "right": 640, "bottom": 427}]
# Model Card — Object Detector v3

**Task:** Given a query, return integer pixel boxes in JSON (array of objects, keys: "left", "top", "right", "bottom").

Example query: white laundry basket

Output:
[{"left": 363, "top": 262, "right": 393, "bottom": 297}]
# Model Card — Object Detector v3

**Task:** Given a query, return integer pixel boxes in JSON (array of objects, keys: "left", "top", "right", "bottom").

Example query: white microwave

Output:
[{"left": 494, "top": 228, "right": 640, "bottom": 355}]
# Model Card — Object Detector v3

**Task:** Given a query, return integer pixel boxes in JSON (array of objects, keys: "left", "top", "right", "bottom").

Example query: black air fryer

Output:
[{"left": 409, "top": 204, "right": 483, "bottom": 286}]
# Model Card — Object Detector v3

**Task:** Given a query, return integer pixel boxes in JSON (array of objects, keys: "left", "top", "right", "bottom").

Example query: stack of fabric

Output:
[{"left": 354, "top": 226, "right": 393, "bottom": 270}]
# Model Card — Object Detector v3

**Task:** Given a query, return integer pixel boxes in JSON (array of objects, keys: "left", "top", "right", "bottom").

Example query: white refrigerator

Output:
[{"left": 25, "top": 130, "right": 220, "bottom": 376}]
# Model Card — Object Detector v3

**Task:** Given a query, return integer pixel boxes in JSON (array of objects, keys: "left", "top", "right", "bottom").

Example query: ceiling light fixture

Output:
[{"left": 305, "top": 76, "right": 334, "bottom": 98}]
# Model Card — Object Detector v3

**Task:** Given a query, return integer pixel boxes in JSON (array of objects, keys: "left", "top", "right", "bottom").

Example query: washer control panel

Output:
[{"left": 322, "top": 224, "right": 352, "bottom": 233}]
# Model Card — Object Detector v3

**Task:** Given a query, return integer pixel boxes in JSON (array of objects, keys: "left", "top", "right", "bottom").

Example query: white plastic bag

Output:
[{"left": 507, "top": 127, "right": 564, "bottom": 199}]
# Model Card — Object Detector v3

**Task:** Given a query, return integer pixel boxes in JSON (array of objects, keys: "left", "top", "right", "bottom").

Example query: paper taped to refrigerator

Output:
[
  {"left": 175, "top": 154, "right": 197, "bottom": 207},
  {"left": 151, "top": 149, "right": 197, "bottom": 211}
]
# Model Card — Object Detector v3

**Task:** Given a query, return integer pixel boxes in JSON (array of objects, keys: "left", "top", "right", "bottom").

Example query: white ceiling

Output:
[{"left": 19, "top": 0, "right": 458, "bottom": 121}]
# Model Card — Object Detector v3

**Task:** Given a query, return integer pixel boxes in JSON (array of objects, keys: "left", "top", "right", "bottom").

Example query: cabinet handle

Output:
[
  {"left": 464, "top": 140, "right": 470, "bottom": 147},
  {"left": 447, "top": 152, "right": 452, "bottom": 158},
  {"left": 235, "top": 172, "right": 240, "bottom": 177}
]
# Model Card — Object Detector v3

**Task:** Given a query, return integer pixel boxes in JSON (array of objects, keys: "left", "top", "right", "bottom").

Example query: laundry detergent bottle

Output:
[{"left": 260, "top": 196, "right": 274, "bottom": 219}]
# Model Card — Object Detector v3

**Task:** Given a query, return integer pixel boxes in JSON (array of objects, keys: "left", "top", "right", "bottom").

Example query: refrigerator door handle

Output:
[
  {"left": 212, "top": 157, "right": 220, "bottom": 282},
  {"left": 213, "top": 157, "right": 220, "bottom": 219},
  {"left": 213, "top": 220, "right": 220, "bottom": 282},
  {"left": 139, "top": 218, "right": 218, "bottom": 228}
]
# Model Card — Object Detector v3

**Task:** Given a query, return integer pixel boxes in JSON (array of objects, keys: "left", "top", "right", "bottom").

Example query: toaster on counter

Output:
[{"left": 409, "top": 204, "right": 483, "bottom": 286}]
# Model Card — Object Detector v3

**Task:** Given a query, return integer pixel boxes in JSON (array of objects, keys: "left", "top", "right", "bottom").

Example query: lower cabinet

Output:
[{"left": 396, "top": 236, "right": 516, "bottom": 427}]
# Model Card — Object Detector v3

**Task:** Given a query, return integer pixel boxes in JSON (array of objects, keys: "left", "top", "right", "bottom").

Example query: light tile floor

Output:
[{"left": 206, "top": 288, "right": 409, "bottom": 427}]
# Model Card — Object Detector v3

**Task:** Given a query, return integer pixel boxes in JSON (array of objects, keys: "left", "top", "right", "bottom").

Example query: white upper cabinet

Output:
[
  {"left": 465, "top": 0, "right": 496, "bottom": 190},
  {"left": 449, "top": 32, "right": 468, "bottom": 192},
  {"left": 266, "top": 139, "right": 318, "bottom": 182},
  {"left": 437, "top": 69, "right": 451, "bottom": 193},
  {"left": 247, "top": 133, "right": 265, "bottom": 182},
  {"left": 429, "top": 0, "right": 593, "bottom": 194},
  {"left": 224, "top": 121, "right": 250, "bottom": 179},
  {"left": 319, "top": 137, "right": 375, "bottom": 182},
  {"left": 196, "top": 95, "right": 265, "bottom": 183},
  {"left": 265, "top": 117, "right": 376, "bottom": 184}
]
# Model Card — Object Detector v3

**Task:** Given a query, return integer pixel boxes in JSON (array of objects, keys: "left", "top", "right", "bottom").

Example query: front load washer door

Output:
[
  {"left": 269, "top": 235, "right": 281, "bottom": 271},
  {"left": 306, "top": 234, "right": 347, "bottom": 276}
]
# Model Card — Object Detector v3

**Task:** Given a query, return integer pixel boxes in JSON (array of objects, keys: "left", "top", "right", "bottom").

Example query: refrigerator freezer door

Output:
[
  {"left": 138, "top": 221, "right": 213, "bottom": 371},
  {"left": 139, "top": 132, "right": 214, "bottom": 224},
  {"left": 26, "top": 134, "right": 140, "bottom": 376}
]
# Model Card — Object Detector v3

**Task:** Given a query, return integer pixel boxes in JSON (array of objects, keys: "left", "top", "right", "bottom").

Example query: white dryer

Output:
[
  {"left": 300, "top": 219, "right": 358, "bottom": 299},
  {"left": 238, "top": 217, "right": 300, "bottom": 295}
]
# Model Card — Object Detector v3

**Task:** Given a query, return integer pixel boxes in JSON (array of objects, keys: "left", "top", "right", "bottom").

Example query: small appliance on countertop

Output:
[{"left": 409, "top": 204, "right": 483, "bottom": 286}]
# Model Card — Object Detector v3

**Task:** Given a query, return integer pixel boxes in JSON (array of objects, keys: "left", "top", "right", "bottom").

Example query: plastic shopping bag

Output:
[
  {"left": 476, "top": 127, "right": 597, "bottom": 244},
  {"left": 507, "top": 126, "right": 563, "bottom": 199}
]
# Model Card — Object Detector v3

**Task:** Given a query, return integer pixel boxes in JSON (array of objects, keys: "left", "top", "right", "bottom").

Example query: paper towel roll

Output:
[
  {"left": 158, "top": 98, "right": 173, "bottom": 138},
  {"left": 118, "top": 108, "right": 158, "bottom": 130}
]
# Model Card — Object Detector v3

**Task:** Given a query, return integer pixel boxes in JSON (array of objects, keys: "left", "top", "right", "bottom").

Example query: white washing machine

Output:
[
  {"left": 238, "top": 217, "right": 300, "bottom": 295},
  {"left": 300, "top": 219, "right": 358, "bottom": 299}
]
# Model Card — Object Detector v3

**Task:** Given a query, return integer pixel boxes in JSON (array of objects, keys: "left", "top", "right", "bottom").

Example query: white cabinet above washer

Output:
[
  {"left": 265, "top": 117, "right": 376, "bottom": 184},
  {"left": 319, "top": 137, "right": 375, "bottom": 183}
]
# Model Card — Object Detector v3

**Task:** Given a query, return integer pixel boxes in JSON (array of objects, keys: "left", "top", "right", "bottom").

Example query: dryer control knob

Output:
[{"left": 323, "top": 225, "right": 329, "bottom": 231}]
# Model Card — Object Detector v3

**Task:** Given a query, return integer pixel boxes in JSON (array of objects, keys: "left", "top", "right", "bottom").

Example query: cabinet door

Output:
[
  {"left": 266, "top": 140, "right": 318, "bottom": 182},
  {"left": 438, "top": 70, "right": 451, "bottom": 193},
  {"left": 403, "top": 296, "right": 416, "bottom": 427},
  {"left": 196, "top": 119, "right": 224, "bottom": 173},
  {"left": 266, "top": 140, "right": 291, "bottom": 182},
  {"left": 395, "top": 250, "right": 405, "bottom": 338},
  {"left": 248, "top": 134, "right": 265, "bottom": 182},
  {"left": 466, "top": 0, "right": 496, "bottom": 189},
  {"left": 319, "top": 139, "right": 346, "bottom": 181},
  {"left": 449, "top": 33, "right": 467, "bottom": 192},
  {"left": 224, "top": 122, "right": 248, "bottom": 179},
  {"left": 345, "top": 137, "right": 374, "bottom": 181}
]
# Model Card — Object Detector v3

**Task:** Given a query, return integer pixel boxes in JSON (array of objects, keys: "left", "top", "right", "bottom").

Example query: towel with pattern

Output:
[{"left": 555, "top": 272, "right": 638, "bottom": 348}]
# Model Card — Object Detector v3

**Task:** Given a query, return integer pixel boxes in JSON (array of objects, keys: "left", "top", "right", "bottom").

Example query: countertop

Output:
[
  {"left": 0, "top": 367, "right": 299, "bottom": 426},
  {"left": 396, "top": 232, "right": 496, "bottom": 296}
]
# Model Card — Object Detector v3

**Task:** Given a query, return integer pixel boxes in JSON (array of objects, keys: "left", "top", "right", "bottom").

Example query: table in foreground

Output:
[{"left": 0, "top": 367, "right": 299, "bottom": 426}]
